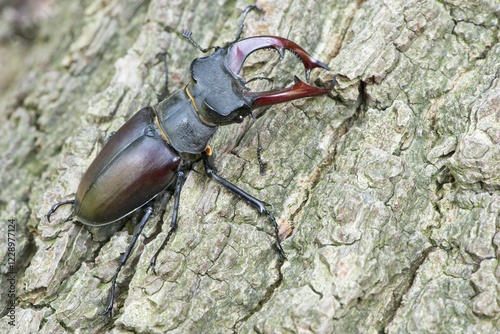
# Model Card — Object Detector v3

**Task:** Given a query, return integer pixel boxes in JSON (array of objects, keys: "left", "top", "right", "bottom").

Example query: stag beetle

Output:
[{"left": 47, "top": 5, "right": 332, "bottom": 316}]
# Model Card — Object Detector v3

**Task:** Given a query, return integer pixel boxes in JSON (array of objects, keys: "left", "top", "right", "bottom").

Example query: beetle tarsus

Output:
[
  {"left": 264, "top": 208, "right": 287, "bottom": 260},
  {"left": 257, "top": 147, "right": 267, "bottom": 176},
  {"left": 47, "top": 199, "right": 75, "bottom": 222},
  {"left": 148, "top": 169, "right": 187, "bottom": 275},
  {"left": 102, "top": 202, "right": 154, "bottom": 317},
  {"left": 101, "top": 272, "right": 117, "bottom": 317}
]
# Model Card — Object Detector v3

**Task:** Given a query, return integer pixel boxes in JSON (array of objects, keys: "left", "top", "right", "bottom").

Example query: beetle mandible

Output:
[{"left": 47, "top": 5, "right": 332, "bottom": 316}]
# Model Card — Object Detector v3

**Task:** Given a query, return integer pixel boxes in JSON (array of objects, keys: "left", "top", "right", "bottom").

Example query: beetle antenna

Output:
[
  {"left": 180, "top": 30, "right": 215, "bottom": 53},
  {"left": 251, "top": 112, "right": 267, "bottom": 175},
  {"left": 232, "top": 5, "right": 263, "bottom": 43}
]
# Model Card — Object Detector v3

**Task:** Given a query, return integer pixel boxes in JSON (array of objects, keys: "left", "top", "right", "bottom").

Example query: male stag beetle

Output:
[{"left": 47, "top": 5, "right": 332, "bottom": 316}]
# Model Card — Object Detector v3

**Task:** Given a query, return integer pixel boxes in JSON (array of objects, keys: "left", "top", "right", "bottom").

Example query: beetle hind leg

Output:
[
  {"left": 47, "top": 199, "right": 75, "bottom": 222},
  {"left": 101, "top": 201, "right": 154, "bottom": 317},
  {"left": 148, "top": 169, "right": 187, "bottom": 275}
]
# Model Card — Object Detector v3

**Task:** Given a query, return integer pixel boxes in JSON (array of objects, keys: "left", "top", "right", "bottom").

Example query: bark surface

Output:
[{"left": 0, "top": 0, "right": 499, "bottom": 333}]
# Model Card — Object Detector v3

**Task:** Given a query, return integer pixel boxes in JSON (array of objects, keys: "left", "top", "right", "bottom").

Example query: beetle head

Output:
[
  {"left": 190, "top": 48, "right": 253, "bottom": 125},
  {"left": 189, "top": 36, "right": 332, "bottom": 126}
]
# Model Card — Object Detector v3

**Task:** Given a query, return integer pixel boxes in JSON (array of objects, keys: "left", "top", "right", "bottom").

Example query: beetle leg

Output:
[
  {"left": 101, "top": 202, "right": 154, "bottom": 317},
  {"left": 47, "top": 199, "right": 75, "bottom": 222},
  {"left": 202, "top": 153, "right": 286, "bottom": 259},
  {"left": 250, "top": 112, "right": 267, "bottom": 175},
  {"left": 230, "top": 5, "right": 262, "bottom": 44},
  {"left": 181, "top": 5, "right": 262, "bottom": 53},
  {"left": 148, "top": 169, "right": 187, "bottom": 275}
]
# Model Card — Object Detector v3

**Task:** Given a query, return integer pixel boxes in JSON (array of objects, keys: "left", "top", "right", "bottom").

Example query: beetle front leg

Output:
[
  {"left": 230, "top": 5, "right": 262, "bottom": 44},
  {"left": 202, "top": 154, "right": 286, "bottom": 259},
  {"left": 148, "top": 169, "right": 187, "bottom": 274},
  {"left": 102, "top": 201, "right": 154, "bottom": 317}
]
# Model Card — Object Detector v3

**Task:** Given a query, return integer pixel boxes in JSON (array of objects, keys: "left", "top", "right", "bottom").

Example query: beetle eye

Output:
[{"left": 233, "top": 106, "right": 250, "bottom": 121}]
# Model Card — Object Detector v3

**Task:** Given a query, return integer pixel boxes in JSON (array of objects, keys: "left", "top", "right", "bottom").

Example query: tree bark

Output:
[{"left": 1, "top": 0, "right": 499, "bottom": 333}]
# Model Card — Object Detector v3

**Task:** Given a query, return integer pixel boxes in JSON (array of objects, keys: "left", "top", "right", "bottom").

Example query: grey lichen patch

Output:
[
  {"left": 470, "top": 258, "right": 500, "bottom": 318},
  {"left": 0, "top": 307, "right": 53, "bottom": 334},
  {"left": 238, "top": 0, "right": 499, "bottom": 332},
  {"left": 448, "top": 72, "right": 500, "bottom": 187},
  {"left": 386, "top": 249, "right": 489, "bottom": 333},
  {"left": 20, "top": 224, "right": 94, "bottom": 304},
  {"left": 117, "top": 221, "right": 281, "bottom": 333},
  {"left": 432, "top": 187, "right": 499, "bottom": 260},
  {"left": 50, "top": 263, "right": 110, "bottom": 331}
]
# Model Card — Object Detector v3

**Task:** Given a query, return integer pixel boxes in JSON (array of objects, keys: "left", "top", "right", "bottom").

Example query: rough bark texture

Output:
[{"left": 1, "top": 0, "right": 499, "bottom": 333}]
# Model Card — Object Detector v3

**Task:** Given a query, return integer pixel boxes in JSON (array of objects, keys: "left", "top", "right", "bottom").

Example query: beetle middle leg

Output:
[
  {"left": 101, "top": 201, "right": 154, "bottom": 317},
  {"left": 250, "top": 112, "right": 268, "bottom": 175},
  {"left": 202, "top": 153, "right": 286, "bottom": 259},
  {"left": 148, "top": 169, "right": 187, "bottom": 274}
]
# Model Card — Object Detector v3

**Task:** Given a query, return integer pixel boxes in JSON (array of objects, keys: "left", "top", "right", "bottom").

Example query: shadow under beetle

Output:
[{"left": 47, "top": 5, "right": 333, "bottom": 316}]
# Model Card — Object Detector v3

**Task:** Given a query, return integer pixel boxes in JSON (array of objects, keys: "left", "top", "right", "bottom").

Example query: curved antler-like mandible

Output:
[
  {"left": 225, "top": 36, "right": 333, "bottom": 109},
  {"left": 226, "top": 36, "right": 329, "bottom": 81},
  {"left": 245, "top": 76, "right": 333, "bottom": 109}
]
